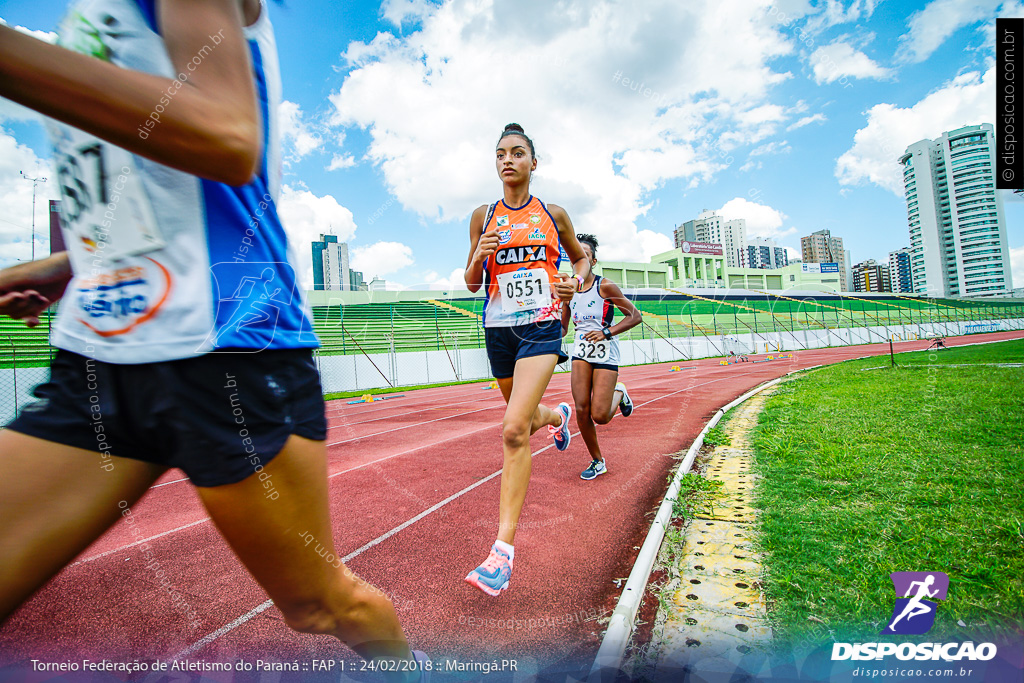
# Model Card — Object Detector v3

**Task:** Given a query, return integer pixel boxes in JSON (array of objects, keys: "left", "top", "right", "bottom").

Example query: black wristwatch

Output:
[{"left": 602, "top": 326, "right": 612, "bottom": 340}]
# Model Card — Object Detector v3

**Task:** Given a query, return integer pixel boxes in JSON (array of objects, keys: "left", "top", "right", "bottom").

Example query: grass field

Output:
[{"left": 752, "top": 339, "right": 1024, "bottom": 646}]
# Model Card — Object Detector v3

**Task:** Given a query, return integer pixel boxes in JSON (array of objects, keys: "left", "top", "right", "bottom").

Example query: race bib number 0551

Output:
[
  {"left": 497, "top": 269, "right": 548, "bottom": 314},
  {"left": 573, "top": 331, "right": 609, "bottom": 362}
]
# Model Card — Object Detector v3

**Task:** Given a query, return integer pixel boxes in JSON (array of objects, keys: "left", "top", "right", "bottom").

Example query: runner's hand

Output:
[
  {"left": 582, "top": 330, "right": 606, "bottom": 343},
  {"left": 551, "top": 273, "right": 576, "bottom": 302},
  {"left": 0, "top": 253, "right": 72, "bottom": 327},
  {"left": 473, "top": 232, "right": 500, "bottom": 264}
]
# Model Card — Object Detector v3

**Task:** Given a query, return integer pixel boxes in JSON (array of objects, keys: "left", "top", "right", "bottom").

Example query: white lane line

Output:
[
  {"left": 327, "top": 423, "right": 496, "bottom": 479},
  {"left": 325, "top": 383, "right": 491, "bottom": 417},
  {"left": 324, "top": 386, "right": 573, "bottom": 447},
  {"left": 326, "top": 392, "right": 494, "bottom": 428},
  {"left": 71, "top": 519, "right": 210, "bottom": 567},
  {"left": 168, "top": 371, "right": 745, "bottom": 660},
  {"left": 152, "top": 477, "right": 190, "bottom": 489},
  {"left": 146, "top": 366, "right": 684, "bottom": 491}
]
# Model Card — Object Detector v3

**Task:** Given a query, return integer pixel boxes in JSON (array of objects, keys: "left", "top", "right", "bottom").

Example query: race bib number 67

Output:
[{"left": 48, "top": 123, "right": 165, "bottom": 270}]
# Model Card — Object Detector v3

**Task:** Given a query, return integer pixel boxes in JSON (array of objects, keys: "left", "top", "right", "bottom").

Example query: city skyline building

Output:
[
  {"left": 888, "top": 248, "right": 914, "bottom": 294},
  {"left": 311, "top": 234, "right": 352, "bottom": 291},
  {"left": 899, "top": 123, "right": 1011, "bottom": 297},
  {"left": 742, "top": 237, "right": 788, "bottom": 269},
  {"left": 691, "top": 211, "right": 747, "bottom": 268},
  {"left": 852, "top": 259, "right": 892, "bottom": 293},
  {"left": 800, "top": 229, "right": 849, "bottom": 291}
]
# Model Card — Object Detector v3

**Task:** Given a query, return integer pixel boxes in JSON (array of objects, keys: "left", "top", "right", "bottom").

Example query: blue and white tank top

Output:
[
  {"left": 47, "top": 0, "right": 317, "bottom": 363},
  {"left": 568, "top": 276, "right": 620, "bottom": 365}
]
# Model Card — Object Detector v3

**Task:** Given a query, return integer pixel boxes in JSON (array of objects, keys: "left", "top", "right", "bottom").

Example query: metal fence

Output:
[{"left": 2, "top": 295, "right": 1022, "bottom": 424}]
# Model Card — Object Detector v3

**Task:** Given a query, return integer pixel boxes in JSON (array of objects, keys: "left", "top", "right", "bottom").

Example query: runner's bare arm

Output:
[
  {"left": 0, "top": 253, "right": 73, "bottom": 327},
  {"left": 0, "top": 0, "right": 259, "bottom": 185},
  {"left": 580, "top": 278, "right": 640, "bottom": 341},
  {"left": 560, "top": 298, "right": 572, "bottom": 336},
  {"left": 547, "top": 204, "right": 589, "bottom": 300},
  {"left": 464, "top": 205, "right": 498, "bottom": 293}
]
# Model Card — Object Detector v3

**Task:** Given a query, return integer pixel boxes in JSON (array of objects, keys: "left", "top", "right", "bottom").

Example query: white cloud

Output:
[
  {"left": 0, "top": 17, "right": 57, "bottom": 44},
  {"left": 718, "top": 197, "right": 791, "bottom": 240},
  {"left": 276, "top": 185, "right": 357, "bottom": 289},
  {"left": 835, "top": 66, "right": 996, "bottom": 194},
  {"left": 1011, "top": 245, "right": 1024, "bottom": 290},
  {"left": 352, "top": 241, "right": 414, "bottom": 278},
  {"left": 0, "top": 128, "right": 57, "bottom": 270},
  {"left": 278, "top": 100, "right": 323, "bottom": 160},
  {"left": 329, "top": 0, "right": 796, "bottom": 264},
  {"left": 749, "top": 140, "right": 792, "bottom": 157},
  {"left": 380, "top": 0, "right": 438, "bottom": 26},
  {"left": 895, "top": 0, "right": 1002, "bottom": 64},
  {"left": 412, "top": 266, "right": 468, "bottom": 291},
  {"left": 787, "top": 113, "right": 827, "bottom": 130},
  {"left": 803, "top": 0, "right": 880, "bottom": 33},
  {"left": 810, "top": 41, "right": 891, "bottom": 84},
  {"left": 326, "top": 153, "right": 356, "bottom": 171}
]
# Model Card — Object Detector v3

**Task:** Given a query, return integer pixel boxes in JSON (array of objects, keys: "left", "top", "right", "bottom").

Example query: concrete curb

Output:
[
  {"left": 586, "top": 373, "right": 793, "bottom": 682},
  {"left": 586, "top": 334, "right": 1024, "bottom": 682}
]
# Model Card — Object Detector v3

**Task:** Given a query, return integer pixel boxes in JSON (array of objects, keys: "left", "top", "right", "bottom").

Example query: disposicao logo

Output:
[
  {"left": 883, "top": 572, "right": 948, "bottom": 635},
  {"left": 831, "top": 572, "right": 997, "bottom": 662}
]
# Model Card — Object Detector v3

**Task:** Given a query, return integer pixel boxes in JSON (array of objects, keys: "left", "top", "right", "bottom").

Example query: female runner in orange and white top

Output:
[{"left": 463, "top": 123, "right": 590, "bottom": 595}]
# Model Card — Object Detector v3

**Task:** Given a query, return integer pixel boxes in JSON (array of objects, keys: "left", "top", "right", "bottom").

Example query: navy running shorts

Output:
[
  {"left": 7, "top": 348, "right": 327, "bottom": 487},
  {"left": 485, "top": 320, "right": 569, "bottom": 379},
  {"left": 572, "top": 358, "right": 619, "bottom": 372}
]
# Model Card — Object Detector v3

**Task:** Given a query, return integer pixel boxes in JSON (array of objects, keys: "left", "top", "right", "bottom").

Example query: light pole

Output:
[{"left": 19, "top": 171, "right": 47, "bottom": 261}]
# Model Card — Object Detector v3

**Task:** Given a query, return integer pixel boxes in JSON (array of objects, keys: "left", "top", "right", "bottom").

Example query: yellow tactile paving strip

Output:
[{"left": 650, "top": 392, "right": 774, "bottom": 677}]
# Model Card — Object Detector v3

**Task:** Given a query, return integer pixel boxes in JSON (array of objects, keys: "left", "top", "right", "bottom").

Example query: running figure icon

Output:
[
  {"left": 887, "top": 575, "right": 938, "bottom": 631},
  {"left": 213, "top": 267, "right": 283, "bottom": 345},
  {"left": 882, "top": 571, "right": 949, "bottom": 635}
]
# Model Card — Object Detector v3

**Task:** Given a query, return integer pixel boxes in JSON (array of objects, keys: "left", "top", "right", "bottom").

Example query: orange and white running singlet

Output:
[{"left": 481, "top": 196, "right": 563, "bottom": 328}]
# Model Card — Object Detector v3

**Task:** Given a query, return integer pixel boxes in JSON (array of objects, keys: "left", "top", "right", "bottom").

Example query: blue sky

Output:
[{"left": 1, "top": 0, "right": 1021, "bottom": 292}]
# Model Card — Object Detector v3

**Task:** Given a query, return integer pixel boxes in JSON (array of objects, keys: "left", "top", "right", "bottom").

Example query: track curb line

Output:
[{"left": 586, "top": 364, "right": 823, "bottom": 682}]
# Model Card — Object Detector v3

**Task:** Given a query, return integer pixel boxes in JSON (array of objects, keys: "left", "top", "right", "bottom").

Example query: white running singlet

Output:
[
  {"left": 47, "top": 0, "right": 317, "bottom": 363},
  {"left": 568, "top": 276, "right": 620, "bottom": 366}
]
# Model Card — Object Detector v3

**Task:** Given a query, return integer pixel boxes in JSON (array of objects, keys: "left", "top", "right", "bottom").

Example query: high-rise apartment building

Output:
[
  {"left": 687, "top": 211, "right": 746, "bottom": 268},
  {"left": 852, "top": 259, "right": 892, "bottom": 293},
  {"left": 800, "top": 229, "right": 848, "bottom": 291},
  {"left": 673, "top": 219, "right": 699, "bottom": 246},
  {"left": 742, "top": 237, "right": 788, "bottom": 269},
  {"left": 311, "top": 234, "right": 352, "bottom": 291},
  {"left": 899, "top": 123, "right": 1011, "bottom": 297},
  {"left": 888, "top": 248, "right": 914, "bottom": 293}
]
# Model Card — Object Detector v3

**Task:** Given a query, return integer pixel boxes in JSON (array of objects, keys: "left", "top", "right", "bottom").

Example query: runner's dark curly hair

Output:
[{"left": 577, "top": 233, "right": 598, "bottom": 258}]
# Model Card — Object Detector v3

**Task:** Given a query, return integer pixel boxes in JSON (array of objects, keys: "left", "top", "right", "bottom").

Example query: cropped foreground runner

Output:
[
  {"left": 463, "top": 123, "right": 590, "bottom": 596},
  {"left": 560, "top": 234, "right": 642, "bottom": 480},
  {"left": 0, "top": 1, "right": 426, "bottom": 679}
]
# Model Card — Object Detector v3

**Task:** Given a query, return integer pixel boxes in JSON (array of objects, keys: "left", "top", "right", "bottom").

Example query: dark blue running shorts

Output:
[
  {"left": 7, "top": 348, "right": 327, "bottom": 487},
  {"left": 485, "top": 320, "right": 569, "bottom": 379}
]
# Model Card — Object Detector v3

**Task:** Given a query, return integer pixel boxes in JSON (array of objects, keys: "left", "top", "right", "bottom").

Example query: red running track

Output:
[{"left": 1, "top": 330, "right": 1021, "bottom": 679}]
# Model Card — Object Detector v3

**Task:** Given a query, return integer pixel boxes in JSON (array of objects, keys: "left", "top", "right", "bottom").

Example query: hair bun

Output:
[{"left": 503, "top": 122, "right": 525, "bottom": 134}]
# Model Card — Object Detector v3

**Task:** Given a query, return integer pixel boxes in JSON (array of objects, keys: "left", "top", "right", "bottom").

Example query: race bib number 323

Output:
[{"left": 573, "top": 331, "right": 609, "bottom": 362}]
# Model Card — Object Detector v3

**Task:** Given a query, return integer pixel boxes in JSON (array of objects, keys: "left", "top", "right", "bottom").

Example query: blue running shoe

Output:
[
  {"left": 464, "top": 545, "right": 513, "bottom": 596},
  {"left": 581, "top": 459, "right": 607, "bottom": 480},
  {"left": 548, "top": 402, "right": 572, "bottom": 451},
  {"left": 616, "top": 382, "right": 633, "bottom": 417},
  {"left": 412, "top": 651, "right": 431, "bottom": 683}
]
